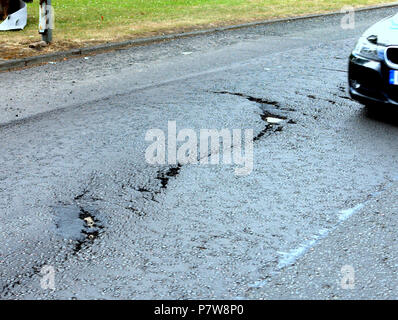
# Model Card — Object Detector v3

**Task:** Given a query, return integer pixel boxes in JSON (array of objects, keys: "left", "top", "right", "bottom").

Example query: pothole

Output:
[
  {"left": 212, "top": 90, "right": 296, "bottom": 142},
  {"left": 259, "top": 109, "right": 287, "bottom": 122},
  {"left": 53, "top": 204, "right": 103, "bottom": 254},
  {"left": 266, "top": 117, "right": 284, "bottom": 124}
]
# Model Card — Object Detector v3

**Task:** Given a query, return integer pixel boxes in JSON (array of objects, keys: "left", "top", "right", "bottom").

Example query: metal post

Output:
[{"left": 39, "top": 0, "right": 52, "bottom": 43}]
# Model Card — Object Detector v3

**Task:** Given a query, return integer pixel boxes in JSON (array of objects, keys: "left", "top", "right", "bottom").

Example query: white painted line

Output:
[
  {"left": 248, "top": 199, "right": 372, "bottom": 289},
  {"left": 338, "top": 203, "right": 365, "bottom": 222}
]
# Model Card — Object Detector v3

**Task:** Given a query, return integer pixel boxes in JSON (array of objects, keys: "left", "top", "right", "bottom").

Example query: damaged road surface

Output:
[{"left": 2, "top": 6, "right": 398, "bottom": 299}]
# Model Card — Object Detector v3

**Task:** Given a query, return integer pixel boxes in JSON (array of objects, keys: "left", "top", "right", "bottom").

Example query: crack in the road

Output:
[
  {"left": 131, "top": 164, "right": 183, "bottom": 203},
  {"left": 213, "top": 91, "right": 296, "bottom": 141},
  {"left": 334, "top": 84, "right": 352, "bottom": 101},
  {"left": 213, "top": 91, "right": 282, "bottom": 108},
  {"left": 156, "top": 164, "right": 182, "bottom": 189},
  {"left": 294, "top": 91, "right": 337, "bottom": 105},
  {"left": 338, "top": 95, "right": 353, "bottom": 101},
  {"left": 120, "top": 164, "right": 184, "bottom": 213},
  {"left": 74, "top": 189, "right": 89, "bottom": 201},
  {"left": 338, "top": 85, "right": 346, "bottom": 93},
  {"left": 254, "top": 109, "right": 287, "bottom": 141}
]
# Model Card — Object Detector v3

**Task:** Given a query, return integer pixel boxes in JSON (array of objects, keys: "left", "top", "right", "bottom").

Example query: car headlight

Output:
[{"left": 352, "top": 37, "right": 384, "bottom": 61}]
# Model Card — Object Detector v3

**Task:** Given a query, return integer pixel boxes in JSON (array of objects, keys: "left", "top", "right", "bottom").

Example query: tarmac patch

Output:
[{"left": 53, "top": 204, "right": 103, "bottom": 253}]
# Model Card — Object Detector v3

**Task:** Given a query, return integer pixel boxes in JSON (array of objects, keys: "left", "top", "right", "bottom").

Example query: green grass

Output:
[
  {"left": 0, "top": 0, "right": 397, "bottom": 58},
  {"left": 45, "top": 0, "right": 398, "bottom": 39}
]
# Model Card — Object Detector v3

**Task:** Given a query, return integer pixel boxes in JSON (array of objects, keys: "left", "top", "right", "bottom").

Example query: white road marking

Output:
[{"left": 248, "top": 198, "right": 374, "bottom": 288}]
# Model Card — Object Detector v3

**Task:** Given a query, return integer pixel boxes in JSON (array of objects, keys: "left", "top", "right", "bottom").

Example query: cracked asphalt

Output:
[{"left": 2, "top": 6, "right": 398, "bottom": 299}]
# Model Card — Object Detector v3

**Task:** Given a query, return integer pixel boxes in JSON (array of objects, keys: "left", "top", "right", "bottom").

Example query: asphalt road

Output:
[{"left": 2, "top": 6, "right": 398, "bottom": 299}]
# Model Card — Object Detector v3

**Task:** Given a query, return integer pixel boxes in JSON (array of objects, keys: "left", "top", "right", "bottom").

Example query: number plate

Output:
[{"left": 389, "top": 70, "right": 398, "bottom": 85}]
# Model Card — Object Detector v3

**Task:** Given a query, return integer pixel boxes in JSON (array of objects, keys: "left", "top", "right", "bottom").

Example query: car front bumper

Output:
[{"left": 348, "top": 54, "right": 398, "bottom": 106}]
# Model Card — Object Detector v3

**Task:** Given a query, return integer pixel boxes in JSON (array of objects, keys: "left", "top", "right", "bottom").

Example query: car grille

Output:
[{"left": 385, "top": 47, "right": 398, "bottom": 67}]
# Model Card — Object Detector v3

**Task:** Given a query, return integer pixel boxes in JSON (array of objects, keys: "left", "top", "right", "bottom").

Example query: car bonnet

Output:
[{"left": 362, "top": 13, "right": 398, "bottom": 46}]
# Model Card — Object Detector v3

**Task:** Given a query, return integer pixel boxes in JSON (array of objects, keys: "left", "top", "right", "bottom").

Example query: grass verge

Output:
[{"left": 0, "top": 0, "right": 397, "bottom": 60}]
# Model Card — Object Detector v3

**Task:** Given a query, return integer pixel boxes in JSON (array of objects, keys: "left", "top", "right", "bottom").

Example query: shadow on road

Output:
[{"left": 363, "top": 105, "right": 398, "bottom": 127}]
